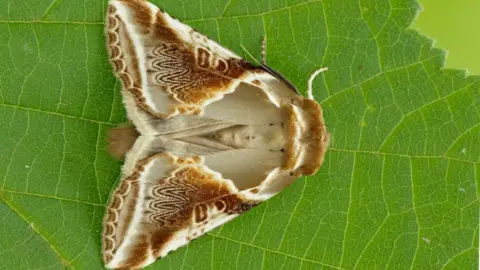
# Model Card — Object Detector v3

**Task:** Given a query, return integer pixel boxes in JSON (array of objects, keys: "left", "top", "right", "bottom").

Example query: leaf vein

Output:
[
  {"left": 209, "top": 234, "right": 345, "bottom": 270},
  {"left": 0, "top": 196, "right": 75, "bottom": 269}
]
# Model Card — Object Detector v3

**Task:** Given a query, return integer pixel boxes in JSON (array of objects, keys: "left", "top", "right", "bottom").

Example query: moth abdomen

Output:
[{"left": 108, "top": 125, "right": 140, "bottom": 159}]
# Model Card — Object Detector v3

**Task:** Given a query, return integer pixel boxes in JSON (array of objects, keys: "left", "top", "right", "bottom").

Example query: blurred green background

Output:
[{"left": 413, "top": 0, "right": 480, "bottom": 75}]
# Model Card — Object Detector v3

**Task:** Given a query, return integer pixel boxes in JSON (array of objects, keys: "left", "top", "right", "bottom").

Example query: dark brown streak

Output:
[
  {"left": 259, "top": 64, "right": 299, "bottom": 94},
  {"left": 121, "top": 0, "right": 153, "bottom": 34}
]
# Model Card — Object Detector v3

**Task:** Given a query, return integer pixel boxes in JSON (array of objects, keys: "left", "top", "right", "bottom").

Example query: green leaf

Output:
[{"left": 0, "top": 0, "right": 478, "bottom": 269}]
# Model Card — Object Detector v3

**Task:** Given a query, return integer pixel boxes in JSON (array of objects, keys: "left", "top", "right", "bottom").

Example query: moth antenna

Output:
[
  {"left": 307, "top": 67, "right": 328, "bottom": 100},
  {"left": 107, "top": 124, "right": 140, "bottom": 160},
  {"left": 261, "top": 36, "right": 267, "bottom": 64}
]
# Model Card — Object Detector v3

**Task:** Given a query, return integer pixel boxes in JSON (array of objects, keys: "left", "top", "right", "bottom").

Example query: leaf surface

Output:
[{"left": 0, "top": 0, "right": 478, "bottom": 269}]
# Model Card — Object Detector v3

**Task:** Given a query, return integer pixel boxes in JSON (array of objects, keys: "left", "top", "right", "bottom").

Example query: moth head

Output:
[
  {"left": 283, "top": 98, "right": 329, "bottom": 176},
  {"left": 289, "top": 67, "right": 329, "bottom": 175},
  {"left": 299, "top": 99, "right": 329, "bottom": 175}
]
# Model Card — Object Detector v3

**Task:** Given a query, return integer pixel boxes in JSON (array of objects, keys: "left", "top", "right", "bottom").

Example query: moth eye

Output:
[
  {"left": 280, "top": 148, "right": 284, "bottom": 152},
  {"left": 269, "top": 123, "right": 274, "bottom": 126},
  {"left": 289, "top": 171, "right": 294, "bottom": 176}
]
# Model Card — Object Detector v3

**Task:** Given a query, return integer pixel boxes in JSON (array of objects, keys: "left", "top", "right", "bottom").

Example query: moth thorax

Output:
[{"left": 211, "top": 124, "right": 285, "bottom": 151}]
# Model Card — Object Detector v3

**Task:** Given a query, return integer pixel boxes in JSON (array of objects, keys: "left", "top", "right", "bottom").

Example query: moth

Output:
[{"left": 102, "top": 0, "right": 329, "bottom": 269}]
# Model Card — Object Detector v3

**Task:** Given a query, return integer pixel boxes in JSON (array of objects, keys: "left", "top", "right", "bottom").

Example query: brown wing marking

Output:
[
  {"left": 102, "top": 152, "right": 258, "bottom": 269},
  {"left": 107, "top": 0, "right": 261, "bottom": 119},
  {"left": 102, "top": 153, "right": 148, "bottom": 265},
  {"left": 106, "top": 4, "right": 152, "bottom": 115}
]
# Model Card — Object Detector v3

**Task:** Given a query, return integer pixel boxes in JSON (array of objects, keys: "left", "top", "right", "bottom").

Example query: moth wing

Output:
[
  {"left": 106, "top": 0, "right": 300, "bottom": 127},
  {"left": 102, "top": 151, "right": 275, "bottom": 269}
]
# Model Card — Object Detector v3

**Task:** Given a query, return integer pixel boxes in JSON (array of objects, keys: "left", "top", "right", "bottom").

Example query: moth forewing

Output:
[{"left": 103, "top": 0, "right": 329, "bottom": 269}]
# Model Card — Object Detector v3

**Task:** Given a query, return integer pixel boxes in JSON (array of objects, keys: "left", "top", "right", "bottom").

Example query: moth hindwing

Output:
[{"left": 103, "top": 0, "right": 329, "bottom": 268}]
